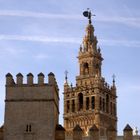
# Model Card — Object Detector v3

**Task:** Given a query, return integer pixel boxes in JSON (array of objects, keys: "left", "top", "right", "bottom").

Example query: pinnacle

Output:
[
  {"left": 27, "top": 73, "right": 33, "bottom": 77},
  {"left": 89, "top": 124, "right": 99, "bottom": 131},
  {"left": 56, "top": 124, "right": 65, "bottom": 131},
  {"left": 48, "top": 72, "right": 55, "bottom": 76},
  {"left": 16, "top": 73, "right": 23, "bottom": 77},
  {"left": 38, "top": 72, "right": 44, "bottom": 77},
  {"left": 123, "top": 124, "right": 133, "bottom": 131},
  {"left": 73, "top": 125, "right": 82, "bottom": 131},
  {"left": 6, "top": 73, "right": 12, "bottom": 77}
]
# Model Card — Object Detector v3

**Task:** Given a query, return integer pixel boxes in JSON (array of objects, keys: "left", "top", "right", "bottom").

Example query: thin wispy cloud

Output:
[
  {"left": 0, "top": 45, "right": 26, "bottom": 58},
  {"left": 0, "top": 34, "right": 81, "bottom": 44},
  {"left": 0, "top": 10, "right": 83, "bottom": 20},
  {"left": 99, "top": 39, "right": 140, "bottom": 48},
  {"left": 0, "top": 10, "right": 140, "bottom": 28},
  {"left": 118, "top": 84, "right": 140, "bottom": 95},
  {"left": 0, "top": 34, "right": 140, "bottom": 48},
  {"left": 97, "top": 16, "right": 140, "bottom": 28},
  {"left": 35, "top": 54, "right": 49, "bottom": 60}
]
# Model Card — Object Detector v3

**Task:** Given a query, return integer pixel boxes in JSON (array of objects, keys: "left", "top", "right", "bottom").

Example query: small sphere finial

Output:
[
  {"left": 135, "top": 127, "right": 138, "bottom": 135},
  {"left": 83, "top": 8, "right": 95, "bottom": 24}
]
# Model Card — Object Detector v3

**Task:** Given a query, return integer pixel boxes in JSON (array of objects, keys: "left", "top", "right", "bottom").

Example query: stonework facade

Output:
[
  {"left": 4, "top": 72, "right": 59, "bottom": 140},
  {"left": 63, "top": 19, "right": 117, "bottom": 137}
]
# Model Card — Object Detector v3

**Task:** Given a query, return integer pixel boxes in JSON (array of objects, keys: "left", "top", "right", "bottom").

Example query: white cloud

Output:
[
  {"left": 0, "top": 34, "right": 140, "bottom": 48},
  {"left": 97, "top": 16, "right": 140, "bottom": 28},
  {"left": 0, "top": 10, "right": 140, "bottom": 28},
  {"left": 0, "top": 45, "right": 26, "bottom": 57},
  {"left": 0, "top": 10, "right": 83, "bottom": 20},
  {"left": 99, "top": 39, "right": 140, "bottom": 48},
  {"left": 0, "top": 34, "right": 81, "bottom": 44}
]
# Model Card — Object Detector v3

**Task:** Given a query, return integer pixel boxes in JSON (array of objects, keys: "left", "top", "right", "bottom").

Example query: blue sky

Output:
[{"left": 0, "top": 0, "right": 140, "bottom": 135}]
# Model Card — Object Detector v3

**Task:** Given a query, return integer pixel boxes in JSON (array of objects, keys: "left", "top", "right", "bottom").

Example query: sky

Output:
[{"left": 0, "top": 0, "right": 140, "bottom": 135}]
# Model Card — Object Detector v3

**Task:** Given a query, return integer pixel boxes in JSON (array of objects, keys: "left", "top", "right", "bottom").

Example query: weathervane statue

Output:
[{"left": 83, "top": 8, "right": 95, "bottom": 24}]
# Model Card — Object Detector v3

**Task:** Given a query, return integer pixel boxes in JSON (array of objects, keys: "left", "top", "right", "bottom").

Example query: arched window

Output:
[
  {"left": 26, "top": 124, "right": 32, "bottom": 132},
  {"left": 113, "top": 103, "right": 116, "bottom": 116},
  {"left": 83, "top": 62, "right": 89, "bottom": 75},
  {"left": 67, "top": 100, "right": 70, "bottom": 113},
  {"left": 100, "top": 97, "right": 102, "bottom": 111},
  {"left": 72, "top": 100, "right": 75, "bottom": 112},
  {"left": 91, "top": 96, "right": 95, "bottom": 109},
  {"left": 86, "top": 97, "right": 89, "bottom": 110},
  {"left": 110, "top": 102, "right": 112, "bottom": 115},
  {"left": 106, "top": 94, "right": 109, "bottom": 113},
  {"left": 103, "top": 99, "right": 105, "bottom": 112},
  {"left": 78, "top": 93, "right": 83, "bottom": 111}
]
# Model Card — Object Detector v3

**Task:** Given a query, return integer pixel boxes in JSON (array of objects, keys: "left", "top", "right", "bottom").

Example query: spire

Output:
[
  {"left": 81, "top": 9, "right": 98, "bottom": 53},
  {"left": 112, "top": 74, "right": 116, "bottom": 87},
  {"left": 77, "top": 10, "right": 103, "bottom": 77},
  {"left": 64, "top": 70, "right": 69, "bottom": 91},
  {"left": 64, "top": 70, "right": 68, "bottom": 84},
  {"left": 123, "top": 124, "right": 133, "bottom": 131}
]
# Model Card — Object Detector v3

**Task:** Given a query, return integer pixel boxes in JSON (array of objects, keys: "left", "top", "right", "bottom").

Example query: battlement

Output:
[
  {"left": 4, "top": 72, "right": 60, "bottom": 140},
  {"left": 6, "top": 72, "right": 58, "bottom": 89},
  {"left": 65, "top": 76, "right": 115, "bottom": 95},
  {"left": 5, "top": 72, "right": 59, "bottom": 104}
]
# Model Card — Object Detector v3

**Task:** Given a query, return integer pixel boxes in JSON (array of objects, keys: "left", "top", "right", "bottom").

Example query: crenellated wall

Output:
[
  {"left": 63, "top": 124, "right": 139, "bottom": 140},
  {"left": 4, "top": 72, "right": 59, "bottom": 140},
  {"left": 6, "top": 72, "right": 59, "bottom": 88},
  {"left": 1, "top": 72, "right": 140, "bottom": 140}
]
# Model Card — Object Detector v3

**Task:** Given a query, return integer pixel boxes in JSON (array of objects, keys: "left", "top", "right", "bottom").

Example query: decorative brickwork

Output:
[{"left": 63, "top": 16, "right": 117, "bottom": 137}]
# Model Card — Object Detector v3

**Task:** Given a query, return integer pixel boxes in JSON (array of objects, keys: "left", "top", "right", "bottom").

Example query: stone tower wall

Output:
[
  {"left": 63, "top": 20, "right": 117, "bottom": 137},
  {"left": 4, "top": 73, "right": 59, "bottom": 140}
]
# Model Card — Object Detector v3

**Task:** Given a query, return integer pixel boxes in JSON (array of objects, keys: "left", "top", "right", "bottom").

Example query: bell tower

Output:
[
  {"left": 63, "top": 10, "right": 117, "bottom": 138},
  {"left": 77, "top": 21, "right": 103, "bottom": 83}
]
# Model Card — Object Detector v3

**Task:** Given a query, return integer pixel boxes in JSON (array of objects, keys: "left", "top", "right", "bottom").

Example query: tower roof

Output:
[
  {"left": 27, "top": 73, "right": 33, "bottom": 77},
  {"left": 38, "top": 72, "right": 44, "bottom": 77},
  {"left": 48, "top": 72, "right": 55, "bottom": 76},
  {"left": 89, "top": 124, "right": 99, "bottom": 131},
  {"left": 56, "top": 124, "right": 65, "bottom": 131},
  {"left": 16, "top": 73, "right": 23, "bottom": 77},
  {"left": 123, "top": 124, "right": 133, "bottom": 131},
  {"left": 73, "top": 124, "right": 82, "bottom": 131},
  {"left": 6, "top": 73, "right": 12, "bottom": 77}
]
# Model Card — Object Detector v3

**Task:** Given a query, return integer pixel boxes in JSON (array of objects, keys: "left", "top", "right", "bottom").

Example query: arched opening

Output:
[
  {"left": 103, "top": 98, "right": 105, "bottom": 112},
  {"left": 72, "top": 100, "right": 75, "bottom": 112},
  {"left": 83, "top": 62, "right": 89, "bottom": 75},
  {"left": 110, "top": 102, "right": 112, "bottom": 115},
  {"left": 26, "top": 124, "right": 32, "bottom": 132},
  {"left": 106, "top": 94, "right": 109, "bottom": 113},
  {"left": 100, "top": 97, "right": 102, "bottom": 111},
  {"left": 78, "top": 93, "right": 83, "bottom": 111},
  {"left": 113, "top": 103, "right": 116, "bottom": 116},
  {"left": 86, "top": 97, "right": 89, "bottom": 110},
  {"left": 91, "top": 96, "right": 95, "bottom": 110},
  {"left": 67, "top": 100, "right": 70, "bottom": 113}
]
